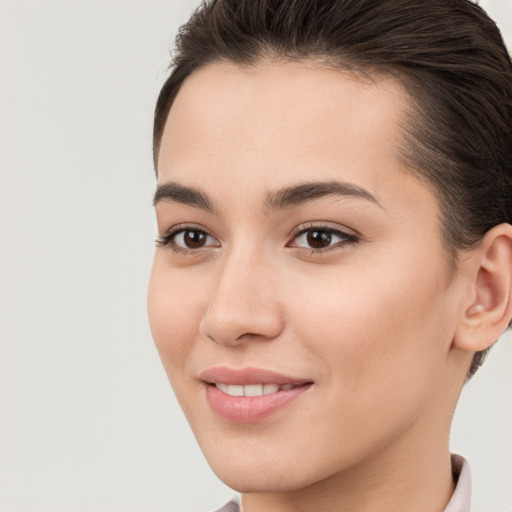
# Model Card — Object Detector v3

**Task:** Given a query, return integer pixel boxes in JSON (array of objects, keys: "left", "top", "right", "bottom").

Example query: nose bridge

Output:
[{"left": 200, "top": 241, "right": 283, "bottom": 345}]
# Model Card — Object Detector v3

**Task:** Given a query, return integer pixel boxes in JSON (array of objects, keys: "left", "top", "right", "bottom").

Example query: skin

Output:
[{"left": 147, "top": 60, "right": 509, "bottom": 512}]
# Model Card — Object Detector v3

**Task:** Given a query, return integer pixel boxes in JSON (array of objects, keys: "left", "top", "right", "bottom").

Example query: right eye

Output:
[{"left": 156, "top": 227, "right": 220, "bottom": 254}]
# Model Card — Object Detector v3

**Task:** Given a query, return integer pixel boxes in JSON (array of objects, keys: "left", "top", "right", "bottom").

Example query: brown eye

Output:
[
  {"left": 290, "top": 226, "right": 356, "bottom": 252},
  {"left": 306, "top": 230, "right": 332, "bottom": 249},
  {"left": 156, "top": 227, "right": 219, "bottom": 253},
  {"left": 182, "top": 230, "right": 207, "bottom": 248}
]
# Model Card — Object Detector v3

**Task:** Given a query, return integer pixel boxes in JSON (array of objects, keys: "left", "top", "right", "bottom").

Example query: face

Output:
[{"left": 148, "top": 61, "right": 466, "bottom": 492}]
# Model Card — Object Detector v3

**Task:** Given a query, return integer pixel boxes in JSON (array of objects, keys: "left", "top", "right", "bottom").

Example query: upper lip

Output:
[{"left": 199, "top": 366, "right": 312, "bottom": 386}]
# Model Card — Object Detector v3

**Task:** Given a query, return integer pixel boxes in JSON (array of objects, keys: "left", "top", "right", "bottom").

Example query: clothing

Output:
[
  {"left": 213, "top": 454, "right": 471, "bottom": 512},
  {"left": 445, "top": 454, "right": 471, "bottom": 512},
  {"left": 214, "top": 499, "right": 240, "bottom": 512}
]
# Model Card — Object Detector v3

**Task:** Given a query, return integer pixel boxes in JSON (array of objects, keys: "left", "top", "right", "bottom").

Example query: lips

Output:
[{"left": 200, "top": 366, "right": 313, "bottom": 423}]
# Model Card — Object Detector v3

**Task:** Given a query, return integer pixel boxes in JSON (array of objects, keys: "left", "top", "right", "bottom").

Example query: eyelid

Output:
[{"left": 288, "top": 221, "right": 359, "bottom": 239}]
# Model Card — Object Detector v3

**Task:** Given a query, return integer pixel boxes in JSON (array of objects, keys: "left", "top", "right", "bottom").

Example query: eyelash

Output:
[
  {"left": 289, "top": 223, "right": 358, "bottom": 254},
  {"left": 155, "top": 223, "right": 358, "bottom": 255},
  {"left": 155, "top": 224, "right": 218, "bottom": 255}
]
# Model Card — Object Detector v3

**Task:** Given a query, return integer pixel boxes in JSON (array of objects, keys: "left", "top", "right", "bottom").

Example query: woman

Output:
[{"left": 147, "top": 1, "right": 512, "bottom": 510}]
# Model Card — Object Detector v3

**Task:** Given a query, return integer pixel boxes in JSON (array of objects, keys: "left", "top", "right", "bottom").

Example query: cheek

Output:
[
  {"left": 264, "top": 255, "right": 456, "bottom": 474},
  {"left": 147, "top": 255, "right": 207, "bottom": 383},
  {"left": 287, "top": 251, "right": 454, "bottom": 404}
]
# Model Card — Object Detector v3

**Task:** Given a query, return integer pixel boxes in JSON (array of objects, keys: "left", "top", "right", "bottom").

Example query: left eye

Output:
[
  {"left": 290, "top": 227, "right": 355, "bottom": 250},
  {"left": 156, "top": 227, "right": 219, "bottom": 252}
]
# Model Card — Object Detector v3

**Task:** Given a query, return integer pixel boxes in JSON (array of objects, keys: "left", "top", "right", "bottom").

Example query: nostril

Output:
[{"left": 199, "top": 293, "right": 284, "bottom": 346}]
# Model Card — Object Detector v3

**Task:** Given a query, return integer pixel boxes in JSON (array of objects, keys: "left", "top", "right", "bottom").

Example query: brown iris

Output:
[
  {"left": 307, "top": 230, "right": 332, "bottom": 249},
  {"left": 183, "top": 230, "right": 207, "bottom": 248}
]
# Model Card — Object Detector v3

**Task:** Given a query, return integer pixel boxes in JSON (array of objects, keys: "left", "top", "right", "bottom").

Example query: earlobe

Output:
[{"left": 454, "top": 223, "right": 512, "bottom": 352}]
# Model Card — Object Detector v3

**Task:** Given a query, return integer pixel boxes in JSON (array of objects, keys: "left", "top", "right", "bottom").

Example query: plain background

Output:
[{"left": 1, "top": 1, "right": 511, "bottom": 511}]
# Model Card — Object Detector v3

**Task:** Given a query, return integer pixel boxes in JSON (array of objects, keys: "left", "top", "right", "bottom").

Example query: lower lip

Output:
[{"left": 205, "top": 383, "right": 312, "bottom": 423}]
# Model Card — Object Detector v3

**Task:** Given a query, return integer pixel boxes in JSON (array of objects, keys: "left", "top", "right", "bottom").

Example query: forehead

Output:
[{"left": 157, "top": 60, "right": 424, "bottom": 211}]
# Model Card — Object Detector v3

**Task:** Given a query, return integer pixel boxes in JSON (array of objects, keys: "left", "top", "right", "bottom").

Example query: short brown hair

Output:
[{"left": 153, "top": 0, "right": 512, "bottom": 379}]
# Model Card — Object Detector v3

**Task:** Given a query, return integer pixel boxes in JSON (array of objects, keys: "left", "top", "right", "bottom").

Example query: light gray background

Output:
[{"left": 0, "top": 1, "right": 511, "bottom": 511}]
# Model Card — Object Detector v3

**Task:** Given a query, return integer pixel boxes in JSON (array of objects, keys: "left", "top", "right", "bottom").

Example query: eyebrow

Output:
[
  {"left": 153, "top": 180, "right": 382, "bottom": 212},
  {"left": 263, "top": 181, "right": 383, "bottom": 211},
  {"left": 153, "top": 182, "right": 216, "bottom": 212}
]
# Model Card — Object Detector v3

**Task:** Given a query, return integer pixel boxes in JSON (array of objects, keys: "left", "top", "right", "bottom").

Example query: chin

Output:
[
  {"left": 213, "top": 465, "right": 307, "bottom": 493},
  {"left": 203, "top": 446, "right": 329, "bottom": 494}
]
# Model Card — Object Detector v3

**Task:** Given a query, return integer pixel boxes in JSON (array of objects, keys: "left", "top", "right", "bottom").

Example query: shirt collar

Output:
[{"left": 444, "top": 454, "right": 472, "bottom": 512}]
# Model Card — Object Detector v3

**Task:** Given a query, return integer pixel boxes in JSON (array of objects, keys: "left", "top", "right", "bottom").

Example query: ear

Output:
[{"left": 454, "top": 223, "right": 512, "bottom": 352}]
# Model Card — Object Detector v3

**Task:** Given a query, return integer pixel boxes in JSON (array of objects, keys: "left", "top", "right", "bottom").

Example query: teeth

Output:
[
  {"left": 244, "top": 384, "right": 264, "bottom": 397},
  {"left": 216, "top": 383, "right": 228, "bottom": 393},
  {"left": 263, "top": 384, "right": 280, "bottom": 394},
  {"left": 214, "top": 383, "right": 296, "bottom": 396},
  {"left": 227, "top": 384, "right": 244, "bottom": 396}
]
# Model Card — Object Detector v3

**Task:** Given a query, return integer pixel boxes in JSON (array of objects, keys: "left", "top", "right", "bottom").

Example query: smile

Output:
[
  {"left": 214, "top": 383, "right": 298, "bottom": 396},
  {"left": 200, "top": 367, "right": 313, "bottom": 422}
]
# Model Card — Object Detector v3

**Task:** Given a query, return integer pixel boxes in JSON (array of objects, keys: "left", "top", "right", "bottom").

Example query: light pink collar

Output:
[{"left": 444, "top": 454, "right": 471, "bottom": 512}]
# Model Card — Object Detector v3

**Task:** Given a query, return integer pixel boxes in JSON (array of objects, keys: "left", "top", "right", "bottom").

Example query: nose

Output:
[{"left": 199, "top": 250, "right": 284, "bottom": 346}]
